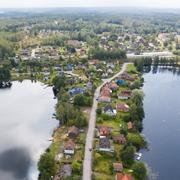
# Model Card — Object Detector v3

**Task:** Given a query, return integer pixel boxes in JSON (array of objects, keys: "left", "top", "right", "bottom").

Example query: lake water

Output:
[
  {"left": 142, "top": 67, "right": 180, "bottom": 180},
  {"left": 0, "top": 80, "right": 57, "bottom": 180}
]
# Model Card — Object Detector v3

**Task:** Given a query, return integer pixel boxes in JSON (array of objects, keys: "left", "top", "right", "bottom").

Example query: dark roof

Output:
[
  {"left": 99, "top": 138, "right": 111, "bottom": 149},
  {"left": 104, "top": 104, "right": 114, "bottom": 113},
  {"left": 68, "top": 126, "right": 79, "bottom": 137}
]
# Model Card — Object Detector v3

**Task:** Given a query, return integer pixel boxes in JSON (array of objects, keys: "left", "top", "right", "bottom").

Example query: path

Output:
[{"left": 82, "top": 63, "right": 130, "bottom": 180}]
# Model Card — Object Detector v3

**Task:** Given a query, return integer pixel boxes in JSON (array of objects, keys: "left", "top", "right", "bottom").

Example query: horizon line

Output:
[{"left": 0, "top": 6, "right": 180, "bottom": 10}]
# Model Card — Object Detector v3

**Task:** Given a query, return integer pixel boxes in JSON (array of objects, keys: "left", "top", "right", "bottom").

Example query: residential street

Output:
[{"left": 82, "top": 63, "right": 130, "bottom": 180}]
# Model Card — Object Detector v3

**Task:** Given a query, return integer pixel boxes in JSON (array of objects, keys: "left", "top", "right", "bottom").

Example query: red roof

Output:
[
  {"left": 113, "top": 163, "right": 123, "bottom": 172},
  {"left": 115, "top": 173, "right": 133, "bottom": 180},
  {"left": 98, "top": 126, "right": 110, "bottom": 136},
  {"left": 127, "top": 122, "right": 133, "bottom": 130},
  {"left": 64, "top": 140, "right": 75, "bottom": 150},
  {"left": 101, "top": 85, "right": 111, "bottom": 97},
  {"left": 116, "top": 103, "right": 129, "bottom": 112}
]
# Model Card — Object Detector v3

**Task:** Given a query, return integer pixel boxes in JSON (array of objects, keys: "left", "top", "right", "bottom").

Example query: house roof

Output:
[
  {"left": 68, "top": 126, "right": 79, "bottom": 136},
  {"left": 118, "top": 90, "right": 132, "bottom": 97},
  {"left": 127, "top": 122, "right": 133, "bottom": 130},
  {"left": 113, "top": 163, "right": 123, "bottom": 171},
  {"left": 99, "top": 96, "right": 111, "bottom": 102},
  {"left": 104, "top": 105, "right": 114, "bottom": 113},
  {"left": 110, "top": 81, "right": 119, "bottom": 89},
  {"left": 99, "top": 137, "right": 111, "bottom": 149},
  {"left": 98, "top": 126, "right": 110, "bottom": 136},
  {"left": 116, "top": 173, "right": 133, "bottom": 180},
  {"left": 116, "top": 103, "right": 130, "bottom": 111},
  {"left": 101, "top": 85, "right": 111, "bottom": 97},
  {"left": 68, "top": 87, "right": 84, "bottom": 95},
  {"left": 113, "top": 135, "right": 126, "bottom": 143},
  {"left": 64, "top": 140, "right": 75, "bottom": 150}
]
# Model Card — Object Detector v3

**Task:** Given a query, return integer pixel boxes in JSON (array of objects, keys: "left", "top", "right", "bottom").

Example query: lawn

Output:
[
  {"left": 92, "top": 151, "right": 115, "bottom": 175},
  {"left": 126, "top": 64, "right": 138, "bottom": 74}
]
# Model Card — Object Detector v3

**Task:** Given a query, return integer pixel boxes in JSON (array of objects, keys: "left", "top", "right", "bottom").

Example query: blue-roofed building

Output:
[
  {"left": 66, "top": 64, "right": 73, "bottom": 71},
  {"left": 68, "top": 87, "right": 85, "bottom": 96},
  {"left": 115, "top": 79, "right": 125, "bottom": 86}
]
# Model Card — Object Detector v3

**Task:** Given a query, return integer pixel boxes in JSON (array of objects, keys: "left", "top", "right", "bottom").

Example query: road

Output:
[
  {"left": 127, "top": 51, "right": 173, "bottom": 59},
  {"left": 82, "top": 63, "right": 130, "bottom": 180}
]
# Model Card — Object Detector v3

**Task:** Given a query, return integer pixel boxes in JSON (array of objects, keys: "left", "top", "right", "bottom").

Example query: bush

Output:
[
  {"left": 96, "top": 108, "right": 102, "bottom": 115},
  {"left": 72, "top": 162, "right": 81, "bottom": 175},
  {"left": 127, "top": 133, "right": 147, "bottom": 150},
  {"left": 132, "top": 162, "right": 147, "bottom": 180},
  {"left": 74, "top": 94, "right": 92, "bottom": 107},
  {"left": 38, "top": 152, "right": 56, "bottom": 180},
  {"left": 120, "top": 145, "right": 135, "bottom": 168}
]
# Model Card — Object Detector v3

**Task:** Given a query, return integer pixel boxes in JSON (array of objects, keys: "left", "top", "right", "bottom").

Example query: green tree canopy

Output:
[{"left": 132, "top": 162, "right": 147, "bottom": 180}]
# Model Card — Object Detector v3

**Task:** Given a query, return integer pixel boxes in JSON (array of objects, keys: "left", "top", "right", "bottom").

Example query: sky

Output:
[{"left": 0, "top": 0, "right": 180, "bottom": 8}]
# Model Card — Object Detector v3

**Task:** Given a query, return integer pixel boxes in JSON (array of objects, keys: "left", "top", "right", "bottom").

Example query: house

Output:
[
  {"left": 115, "top": 79, "right": 125, "bottom": 86},
  {"left": 99, "top": 137, "right": 111, "bottom": 152},
  {"left": 98, "top": 96, "right": 111, "bottom": 103},
  {"left": 64, "top": 140, "right": 75, "bottom": 155},
  {"left": 68, "top": 87, "right": 85, "bottom": 96},
  {"left": 54, "top": 164, "right": 72, "bottom": 180},
  {"left": 118, "top": 90, "right": 132, "bottom": 100},
  {"left": 107, "top": 62, "right": 115, "bottom": 69},
  {"left": 88, "top": 59, "right": 98, "bottom": 65},
  {"left": 68, "top": 126, "right": 79, "bottom": 138},
  {"left": 67, "top": 40, "right": 81, "bottom": 48},
  {"left": 120, "top": 72, "right": 135, "bottom": 81},
  {"left": 113, "top": 135, "right": 126, "bottom": 144},
  {"left": 66, "top": 64, "right": 73, "bottom": 71},
  {"left": 86, "top": 81, "right": 93, "bottom": 90},
  {"left": 127, "top": 122, "right": 133, "bottom": 130},
  {"left": 115, "top": 173, "right": 133, "bottom": 180},
  {"left": 98, "top": 126, "right": 110, "bottom": 138},
  {"left": 104, "top": 105, "right": 117, "bottom": 116},
  {"left": 113, "top": 163, "right": 123, "bottom": 172},
  {"left": 116, "top": 103, "right": 130, "bottom": 112},
  {"left": 100, "top": 85, "right": 111, "bottom": 97},
  {"left": 110, "top": 81, "right": 119, "bottom": 90},
  {"left": 60, "top": 164, "right": 72, "bottom": 178},
  {"left": 107, "top": 68, "right": 113, "bottom": 74}
]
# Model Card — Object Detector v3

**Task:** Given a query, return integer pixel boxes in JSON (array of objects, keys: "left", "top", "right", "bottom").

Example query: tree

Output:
[
  {"left": 74, "top": 94, "right": 86, "bottom": 106},
  {"left": 52, "top": 75, "right": 66, "bottom": 90},
  {"left": 132, "top": 89, "right": 144, "bottom": 107},
  {"left": 120, "top": 145, "right": 135, "bottom": 167},
  {"left": 56, "top": 102, "right": 77, "bottom": 125},
  {"left": 74, "top": 94, "right": 92, "bottom": 107},
  {"left": 72, "top": 162, "right": 81, "bottom": 175},
  {"left": 0, "top": 66, "right": 11, "bottom": 83},
  {"left": 74, "top": 111, "right": 87, "bottom": 127},
  {"left": 38, "top": 153, "right": 56, "bottom": 180},
  {"left": 127, "top": 133, "right": 147, "bottom": 150},
  {"left": 132, "top": 162, "right": 147, "bottom": 180},
  {"left": 130, "top": 79, "right": 141, "bottom": 90},
  {"left": 96, "top": 108, "right": 102, "bottom": 115}
]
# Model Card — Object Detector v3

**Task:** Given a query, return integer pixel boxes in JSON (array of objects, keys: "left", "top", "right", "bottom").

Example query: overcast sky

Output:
[{"left": 0, "top": 0, "right": 180, "bottom": 8}]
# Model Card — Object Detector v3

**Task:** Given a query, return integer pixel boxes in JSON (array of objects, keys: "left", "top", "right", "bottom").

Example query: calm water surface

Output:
[
  {"left": 0, "top": 80, "right": 57, "bottom": 180},
  {"left": 142, "top": 67, "right": 180, "bottom": 180}
]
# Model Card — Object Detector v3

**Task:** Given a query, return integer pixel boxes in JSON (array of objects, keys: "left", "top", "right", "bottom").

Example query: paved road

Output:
[
  {"left": 82, "top": 63, "right": 130, "bottom": 180},
  {"left": 127, "top": 51, "right": 173, "bottom": 59}
]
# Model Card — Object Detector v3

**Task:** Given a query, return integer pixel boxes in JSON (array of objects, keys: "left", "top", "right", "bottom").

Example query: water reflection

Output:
[
  {"left": 0, "top": 147, "right": 32, "bottom": 180},
  {"left": 142, "top": 67, "right": 180, "bottom": 180},
  {"left": 0, "top": 80, "right": 57, "bottom": 180}
]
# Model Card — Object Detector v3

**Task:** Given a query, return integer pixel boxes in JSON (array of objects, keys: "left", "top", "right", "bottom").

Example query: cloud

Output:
[{"left": 0, "top": 0, "right": 180, "bottom": 8}]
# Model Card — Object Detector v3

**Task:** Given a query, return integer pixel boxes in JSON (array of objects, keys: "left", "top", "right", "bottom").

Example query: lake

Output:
[
  {"left": 142, "top": 67, "right": 180, "bottom": 180},
  {"left": 0, "top": 80, "right": 57, "bottom": 180}
]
